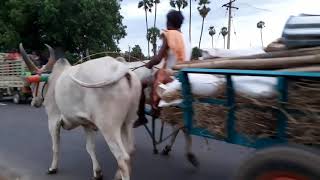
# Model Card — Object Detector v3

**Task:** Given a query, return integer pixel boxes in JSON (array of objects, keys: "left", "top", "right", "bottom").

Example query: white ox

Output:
[{"left": 19, "top": 44, "right": 141, "bottom": 180}]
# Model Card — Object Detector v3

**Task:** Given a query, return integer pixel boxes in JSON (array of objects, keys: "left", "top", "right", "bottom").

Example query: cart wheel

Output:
[
  {"left": 235, "top": 145, "right": 320, "bottom": 180},
  {"left": 12, "top": 92, "right": 21, "bottom": 104}
]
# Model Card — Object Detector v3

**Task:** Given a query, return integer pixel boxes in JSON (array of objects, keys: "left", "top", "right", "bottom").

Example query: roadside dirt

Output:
[{"left": 0, "top": 166, "right": 20, "bottom": 180}]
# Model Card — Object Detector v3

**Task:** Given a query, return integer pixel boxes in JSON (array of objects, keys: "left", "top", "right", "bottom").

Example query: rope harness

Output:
[
  {"left": 74, "top": 51, "right": 160, "bottom": 72},
  {"left": 32, "top": 81, "right": 47, "bottom": 100}
]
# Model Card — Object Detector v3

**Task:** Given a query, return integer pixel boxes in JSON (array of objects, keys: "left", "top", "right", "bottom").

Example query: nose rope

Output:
[
  {"left": 41, "top": 82, "right": 48, "bottom": 99},
  {"left": 31, "top": 81, "right": 47, "bottom": 100},
  {"left": 130, "top": 65, "right": 146, "bottom": 71},
  {"left": 35, "top": 83, "right": 40, "bottom": 96}
]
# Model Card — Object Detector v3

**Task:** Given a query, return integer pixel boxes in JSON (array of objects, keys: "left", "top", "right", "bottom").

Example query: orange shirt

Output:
[{"left": 162, "top": 30, "right": 186, "bottom": 68}]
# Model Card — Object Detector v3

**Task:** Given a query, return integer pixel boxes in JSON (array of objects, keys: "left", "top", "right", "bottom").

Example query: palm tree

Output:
[
  {"left": 220, "top": 27, "right": 228, "bottom": 49},
  {"left": 147, "top": 27, "right": 161, "bottom": 56},
  {"left": 257, "top": 21, "right": 266, "bottom": 47},
  {"left": 189, "top": 0, "right": 197, "bottom": 42},
  {"left": 153, "top": 0, "right": 160, "bottom": 28},
  {"left": 208, "top": 26, "right": 216, "bottom": 48},
  {"left": 169, "top": 0, "right": 188, "bottom": 11},
  {"left": 138, "top": 0, "right": 153, "bottom": 58},
  {"left": 197, "top": 0, "right": 211, "bottom": 48}
]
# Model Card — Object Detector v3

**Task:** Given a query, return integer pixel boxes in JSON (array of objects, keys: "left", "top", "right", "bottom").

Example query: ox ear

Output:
[
  {"left": 43, "top": 44, "right": 57, "bottom": 72},
  {"left": 19, "top": 43, "right": 40, "bottom": 73}
]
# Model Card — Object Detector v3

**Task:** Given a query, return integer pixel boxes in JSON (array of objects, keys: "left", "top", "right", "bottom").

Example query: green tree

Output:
[
  {"left": 257, "top": 21, "right": 265, "bottom": 47},
  {"left": 169, "top": 0, "right": 188, "bottom": 11},
  {"left": 130, "top": 45, "right": 145, "bottom": 60},
  {"left": 191, "top": 47, "right": 202, "bottom": 60},
  {"left": 0, "top": 0, "right": 39, "bottom": 51},
  {"left": 0, "top": 0, "right": 126, "bottom": 59},
  {"left": 208, "top": 26, "right": 216, "bottom": 48},
  {"left": 138, "top": 0, "right": 153, "bottom": 58},
  {"left": 38, "top": 0, "right": 126, "bottom": 55},
  {"left": 147, "top": 27, "right": 160, "bottom": 56},
  {"left": 197, "top": 0, "right": 211, "bottom": 48}
]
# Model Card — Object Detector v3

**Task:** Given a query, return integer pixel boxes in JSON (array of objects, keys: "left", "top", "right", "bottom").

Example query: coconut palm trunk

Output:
[
  {"left": 198, "top": 17, "right": 205, "bottom": 48},
  {"left": 211, "top": 36, "right": 213, "bottom": 48},
  {"left": 260, "top": 28, "right": 264, "bottom": 47},
  {"left": 154, "top": 3, "right": 157, "bottom": 28},
  {"left": 145, "top": 9, "right": 150, "bottom": 58},
  {"left": 189, "top": 0, "right": 192, "bottom": 42}
]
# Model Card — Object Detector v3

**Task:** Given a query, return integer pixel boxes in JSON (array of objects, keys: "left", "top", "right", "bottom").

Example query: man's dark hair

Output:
[{"left": 167, "top": 10, "right": 184, "bottom": 29}]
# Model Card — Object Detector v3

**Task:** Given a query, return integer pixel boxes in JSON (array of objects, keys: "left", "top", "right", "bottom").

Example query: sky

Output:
[{"left": 118, "top": 0, "right": 319, "bottom": 55}]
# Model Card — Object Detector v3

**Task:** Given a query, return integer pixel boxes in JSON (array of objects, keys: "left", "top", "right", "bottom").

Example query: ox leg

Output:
[
  {"left": 121, "top": 122, "right": 135, "bottom": 156},
  {"left": 48, "top": 120, "right": 61, "bottom": 174},
  {"left": 183, "top": 129, "right": 199, "bottom": 167},
  {"left": 115, "top": 122, "right": 134, "bottom": 180},
  {"left": 84, "top": 127, "right": 103, "bottom": 180},
  {"left": 101, "top": 129, "right": 131, "bottom": 180}
]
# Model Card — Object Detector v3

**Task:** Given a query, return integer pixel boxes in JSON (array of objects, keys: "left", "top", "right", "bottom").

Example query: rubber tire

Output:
[
  {"left": 12, "top": 92, "right": 21, "bottom": 104},
  {"left": 235, "top": 145, "right": 320, "bottom": 180}
]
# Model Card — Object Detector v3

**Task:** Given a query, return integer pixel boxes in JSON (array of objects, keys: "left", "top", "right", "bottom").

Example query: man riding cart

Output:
[{"left": 134, "top": 10, "right": 191, "bottom": 128}]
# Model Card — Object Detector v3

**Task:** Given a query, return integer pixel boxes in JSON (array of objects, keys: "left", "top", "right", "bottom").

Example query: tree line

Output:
[{"left": 0, "top": 0, "right": 126, "bottom": 63}]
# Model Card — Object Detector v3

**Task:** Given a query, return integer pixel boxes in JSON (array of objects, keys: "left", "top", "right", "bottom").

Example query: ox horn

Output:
[
  {"left": 19, "top": 43, "right": 40, "bottom": 73},
  {"left": 43, "top": 44, "right": 57, "bottom": 72}
]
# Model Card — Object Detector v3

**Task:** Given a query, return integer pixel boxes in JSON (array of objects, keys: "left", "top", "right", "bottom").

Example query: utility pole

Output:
[{"left": 222, "top": 0, "right": 238, "bottom": 49}]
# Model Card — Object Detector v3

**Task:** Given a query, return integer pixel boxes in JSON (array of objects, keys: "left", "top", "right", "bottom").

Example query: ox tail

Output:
[{"left": 125, "top": 72, "right": 132, "bottom": 88}]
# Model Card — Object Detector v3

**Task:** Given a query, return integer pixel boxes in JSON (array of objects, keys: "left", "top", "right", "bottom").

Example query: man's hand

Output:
[
  {"left": 145, "top": 62, "right": 153, "bottom": 69},
  {"left": 144, "top": 34, "right": 168, "bottom": 69}
]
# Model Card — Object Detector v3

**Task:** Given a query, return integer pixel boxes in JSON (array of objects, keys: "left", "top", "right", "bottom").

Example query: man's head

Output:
[{"left": 166, "top": 10, "right": 184, "bottom": 30}]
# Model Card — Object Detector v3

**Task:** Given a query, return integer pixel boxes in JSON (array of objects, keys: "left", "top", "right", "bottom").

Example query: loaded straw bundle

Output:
[
  {"left": 160, "top": 47, "right": 320, "bottom": 145},
  {"left": 160, "top": 78, "right": 320, "bottom": 146}
]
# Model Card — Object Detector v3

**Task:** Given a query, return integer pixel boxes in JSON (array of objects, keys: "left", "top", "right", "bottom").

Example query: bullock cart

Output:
[
  {"left": 145, "top": 68, "right": 320, "bottom": 179},
  {"left": 38, "top": 50, "right": 319, "bottom": 179}
]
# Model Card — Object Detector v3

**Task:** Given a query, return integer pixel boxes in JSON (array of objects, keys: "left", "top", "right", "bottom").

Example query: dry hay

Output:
[{"left": 160, "top": 78, "right": 320, "bottom": 146}]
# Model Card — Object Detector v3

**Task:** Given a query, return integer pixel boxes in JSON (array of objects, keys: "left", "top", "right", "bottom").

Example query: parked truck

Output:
[{"left": 0, "top": 53, "right": 32, "bottom": 103}]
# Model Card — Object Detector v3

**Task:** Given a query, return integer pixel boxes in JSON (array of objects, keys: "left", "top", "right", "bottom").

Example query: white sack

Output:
[
  {"left": 200, "top": 47, "right": 265, "bottom": 60},
  {"left": 158, "top": 75, "right": 278, "bottom": 107},
  {"left": 232, "top": 76, "right": 278, "bottom": 98},
  {"left": 157, "top": 74, "right": 224, "bottom": 98}
]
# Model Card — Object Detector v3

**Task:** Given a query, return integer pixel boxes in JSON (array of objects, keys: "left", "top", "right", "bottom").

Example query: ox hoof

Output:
[
  {"left": 93, "top": 174, "right": 103, "bottom": 180},
  {"left": 161, "top": 146, "right": 171, "bottom": 156},
  {"left": 186, "top": 153, "right": 199, "bottom": 168},
  {"left": 93, "top": 170, "right": 103, "bottom": 180},
  {"left": 47, "top": 168, "right": 58, "bottom": 175},
  {"left": 114, "top": 170, "right": 122, "bottom": 180}
]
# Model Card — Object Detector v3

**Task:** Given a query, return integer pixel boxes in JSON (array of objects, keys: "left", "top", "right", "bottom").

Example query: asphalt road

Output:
[{"left": 0, "top": 102, "right": 253, "bottom": 180}]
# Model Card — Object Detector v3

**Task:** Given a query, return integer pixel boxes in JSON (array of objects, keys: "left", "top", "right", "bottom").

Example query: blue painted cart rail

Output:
[{"left": 177, "top": 68, "right": 320, "bottom": 149}]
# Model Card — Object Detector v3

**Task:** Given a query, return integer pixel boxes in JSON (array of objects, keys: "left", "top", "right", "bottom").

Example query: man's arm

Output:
[{"left": 145, "top": 35, "right": 168, "bottom": 69}]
